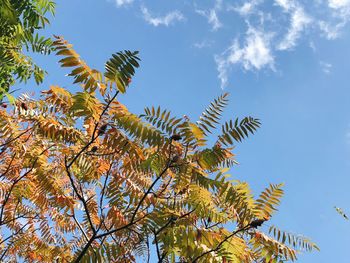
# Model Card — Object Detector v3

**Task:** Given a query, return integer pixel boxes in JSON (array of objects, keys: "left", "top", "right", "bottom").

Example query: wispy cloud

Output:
[
  {"left": 216, "top": 0, "right": 350, "bottom": 87},
  {"left": 274, "top": 0, "right": 295, "bottom": 11},
  {"left": 114, "top": 0, "right": 133, "bottom": 8},
  {"left": 319, "top": 20, "right": 344, "bottom": 39},
  {"left": 107, "top": 0, "right": 350, "bottom": 88},
  {"left": 277, "top": 6, "right": 312, "bottom": 50},
  {"left": 320, "top": 61, "right": 332, "bottom": 74},
  {"left": 215, "top": 56, "right": 229, "bottom": 89},
  {"left": 193, "top": 40, "right": 214, "bottom": 49},
  {"left": 195, "top": 9, "right": 222, "bottom": 31},
  {"left": 309, "top": 41, "right": 316, "bottom": 52},
  {"left": 195, "top": 0, "right": 223, "bottom": 31},
  {"left": 230, "top": 0, "right": 262, "bottom": 16},
  {"left": 215, "top": 26, "right": 274, "bottom": 88},
  {"left": 141, "top": 6, "right": 185, "bottom": 27},
  {"left": 320, "top": 0, "right": 350, "bottom": 39}
]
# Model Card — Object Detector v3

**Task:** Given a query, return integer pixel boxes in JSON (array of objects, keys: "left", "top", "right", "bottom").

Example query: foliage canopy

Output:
[
  {"left": 0, "top": 0, "right": 55, "bottom": 101},
  {"left": 0, "top": 37, "right": 318, "bottom": 262}
]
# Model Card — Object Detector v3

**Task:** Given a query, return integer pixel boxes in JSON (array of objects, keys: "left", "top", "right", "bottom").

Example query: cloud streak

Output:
[
  {"left": 195, "top": 0, "right": 223, "bottom": 31},
  {"left": 141, "top": 7, "right": 185, "bottom": 27},
  {"left": 195, "top": 9, "right": 222, "bottom": 31},
  {"left": 193, "top": 40, "right": 214, "bottom": 49},
  {"left": 230, "top": 0, "right": 263, "bottom": 16},
  {"left": 277, "top": 5, "right": 312, "bottom": 50}
]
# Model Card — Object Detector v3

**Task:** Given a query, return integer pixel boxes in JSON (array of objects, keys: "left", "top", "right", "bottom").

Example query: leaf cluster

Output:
[
  {"left": 0, "top": 0, "right": 55, "bottom": 101},
  {"left": 0, "top": 37, "right": 318, "bottom": 263}
]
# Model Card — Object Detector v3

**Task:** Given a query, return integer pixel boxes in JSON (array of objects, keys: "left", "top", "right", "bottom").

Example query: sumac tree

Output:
[{"left": 0, "top": 37, "right": 318, "bottom": 262}]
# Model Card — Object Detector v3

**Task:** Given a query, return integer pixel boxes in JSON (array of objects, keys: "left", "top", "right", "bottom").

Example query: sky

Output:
[{"left": 21, "top": 0, "right": 350, "bottom": 262}]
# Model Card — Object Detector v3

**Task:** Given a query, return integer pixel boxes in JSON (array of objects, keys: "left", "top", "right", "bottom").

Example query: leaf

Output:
[
  {"left": 335, "top": 206, "right": 349, "bottom": 220},
  {"left": 198, "top": 93, "right": 229, "bottom": 136},
  {"left": 218, "top": 117, "right": 261, "bottom": 145},
  {"left": 104, "top": 51, "right": 140, "bottom": 93}
]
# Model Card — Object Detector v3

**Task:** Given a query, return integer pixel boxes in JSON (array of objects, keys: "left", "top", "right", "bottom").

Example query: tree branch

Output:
[
  {"left": 191, "top": 223, "right": 252, "bottom": 262},
  {"left": 64, "top": 157, "right": 96, "bottom": 235}
]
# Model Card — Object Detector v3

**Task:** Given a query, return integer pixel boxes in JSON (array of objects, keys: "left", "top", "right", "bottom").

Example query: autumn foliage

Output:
[{"left": 0, "top": 37, "right": 318, "bottom": 262}]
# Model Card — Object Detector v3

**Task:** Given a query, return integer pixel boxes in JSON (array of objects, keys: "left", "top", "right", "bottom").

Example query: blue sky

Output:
[{"left": 23, "top": 0, "right": 350, "bottom": 262}]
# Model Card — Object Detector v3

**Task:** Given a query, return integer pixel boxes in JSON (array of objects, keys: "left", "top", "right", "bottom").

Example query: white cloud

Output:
[
  {"left": 328, "top": 0, "right": 350, "bottom": 9},
  {"left": 315, "top": 1, "right": 350, "bottom": 41},
  {"left": 277, "top": 6, "right": 312, "bottom": 50},
  {"left": 237, "top": 3, "right": 255, "bottom": 15},
  {"left": 107, "top": 0, "right": 350, "bottom": 88},
  {"left": 195, "top": 0, "right": 223, "bottom": 31},
  {"left": 309, "top": 41, "right": 316, "bottom": 52},
  {"left": 193, "top": 40, "right": 214, "bottom": 49},
  {"left": 141, "top": 7, "right": 185, "bottom": 27},
  {"left": 320, "top": 61, "right": 332, "bottom": 74},
  {"left": 215, "top": 26, "right": 274, "bottom": 88},
  {"left": 231, "top": 0, "right": 262, "bottom": 16},
  {"left": 196, "top": 9, "right": 222, "bottom": 31},
  {"left": 215, "top": 55, "right": 229, "bottom": 89},
  {"left": 274, "top": 0, "right": 296, "bottom": 11},
  {"left": 319, "top": 20, "right": 345, "bottom": 39},
  {"left": 114, "top": 0, "right": 133, "bottom": 7},
  {"left": 328, "top": 0, "right": 350, "bottom": 23}
]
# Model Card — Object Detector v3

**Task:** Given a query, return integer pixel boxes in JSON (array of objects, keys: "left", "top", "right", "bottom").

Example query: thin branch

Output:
[
  {"left": 1, "top": 214, "right": 39, "bottom": 226},
  {"left": 130, "top": 161, "right": 171, "bottom": 224},
  {"left": 0, "top": 127, "right": 34, "bottom": 148},
  {"left": 97, "top": 162, "right": 113, "bottom": 231},
  {"left": 64, "top": 91, "right": 121, "bottom": 240},
  {"left": 149, "top": 208, "right": 198, "bottom": 263},
  {"left": 95, "top": 213, "right": 149, "bottom": 240},
  {"left": 206, "top": 221, "right": 223, "bottom": 230},
  {"left": 0, "top": 222, "right": 30, "bottom": 246},
  {"left": 191, "top": 223, "right": 252, "bottom": 262},
  {"left": 73, "top": 213, "right": 149, "bottom": 263},
  {"left": 64, "top": 157, "right": 96, "bottom": 235},
  {"left": 85, "top": 148, "right": 125, "bottom": 157},
  {"left": 0, "top": 153, "right": 16, "bottom": 179},
  {"left": 73, "top": 234, "right": 96, "bottom": 263},
  {"left": 0, "top": 226, "right": 39, "bottom": 261},
  {"left": 73, "top": 106, "right": 172, "bottom": 261},
  {"left": 155, "top": 208, "right": 196, "bottom": 237},
  {"left": 99, "top": 220, "right": 118, "bottom": 246},
  {"left": 146, "top": 233, "right": 151, "bottom": 263},
  {"left": 71, "top": 212, "right": 89, "bottom": 242},
  {"left": 0, "top": 144, "right": 54, "bottom": 224},
  {"left": 153, "top": 228, "right": 161, "bottom": 262},
  {"left": 67, "top": 91, "right": 119, "bottom": 168}
]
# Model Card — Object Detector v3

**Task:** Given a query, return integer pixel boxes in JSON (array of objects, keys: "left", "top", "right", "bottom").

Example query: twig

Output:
[
  {"left": 191, "top": 223, "right": 252, "bottom": 262},
  {"left": 0, "top": 154, "right": 16, "bottom": 179},
  {"left": 67, "top": 91, "right": 119, "bottom": 168},
  {"left": 0, "top": 127, "right": 34, "bottom": 148},
  {"left": 153, "top": 228, "right": 161, "bottom": 262},
  {"left": 73, "top": 213, "right": 148, "bottom": 263},
  {"left": 71, "top": 212, "right": 89, "bottom": 242},
  {"left": 64, "top": 157, "right": 96, "bottom": 235}
]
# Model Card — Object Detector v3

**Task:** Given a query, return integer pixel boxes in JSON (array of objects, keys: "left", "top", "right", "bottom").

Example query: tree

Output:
[
  {"left": 0, "top": 0, "right": 55, "bottom": 101},
  {"left": 0, "top": 36, "right": 318, "bottom": 262}
]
